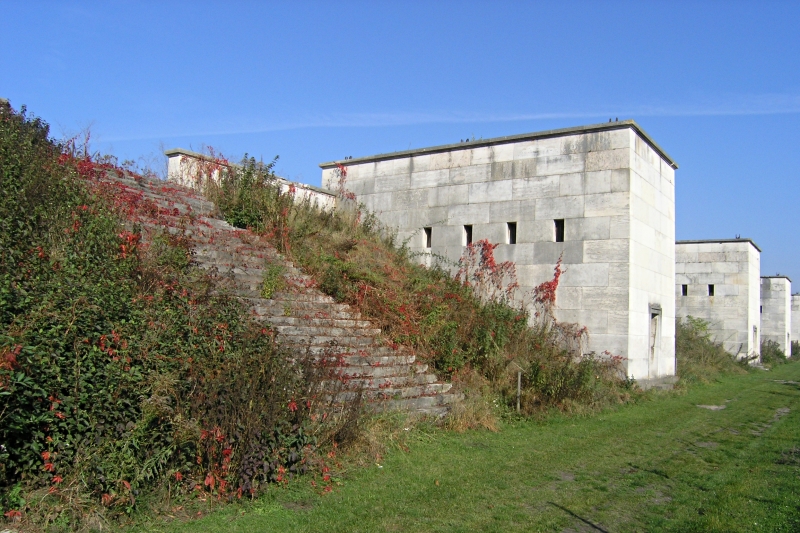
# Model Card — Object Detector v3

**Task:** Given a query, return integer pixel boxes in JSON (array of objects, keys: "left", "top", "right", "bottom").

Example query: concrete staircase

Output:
[{"left": 92, "top": 169, "right": 459, "bottom": 416}]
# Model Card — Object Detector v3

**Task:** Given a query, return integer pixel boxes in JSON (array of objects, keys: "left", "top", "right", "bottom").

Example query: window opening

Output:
[
  {"left": 754, "top": 326, "right": 758, "bottom": 351},
  {"left": 463, "top": 225, "right": 473, "bottom": 246},
  {"left": 681, "top": 284, "right": 688, "bottom": 296},
  {"left": 423, "top": 227, "right": 432, "bottom": 249},
  {"left": 708, "top": 284, "right": 715, "bottom": 296},
  {"left": 554, "top": 219, "right": 565, "bottom": 242},
  {"left": 507, "top": 222, "right": 517, "bottom": 245}
]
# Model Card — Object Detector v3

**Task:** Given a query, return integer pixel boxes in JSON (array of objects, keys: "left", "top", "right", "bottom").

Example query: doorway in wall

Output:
[{"left": 649, "top": 304, "right": 662, "bottom": 378}]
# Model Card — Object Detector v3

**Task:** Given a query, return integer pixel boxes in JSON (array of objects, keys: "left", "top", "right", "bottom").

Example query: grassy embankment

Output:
[{"left": 138, "top": 362, "right": 800, "bottom": 533}]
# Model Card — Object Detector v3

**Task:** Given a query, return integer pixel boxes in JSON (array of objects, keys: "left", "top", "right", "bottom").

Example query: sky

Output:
[{"left": 2, "top": 1, "right": 799, "bottom": 284}]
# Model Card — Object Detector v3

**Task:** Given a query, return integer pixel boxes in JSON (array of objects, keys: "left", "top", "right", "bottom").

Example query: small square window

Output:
[
  {"left": 463, "top": 225, "right": 473, "bottom": 246},
  {"left": 554, "top": 219, "right": 565, "bottom": 242},
  {"left": 708, "top": 284, "right": 715, "bottom": 296},
  {"left": 507, "top": 222, "right": 517, "bottom": 245},
  {"left": 681, "top": 284, "right": 688, "bottom": 296},
  {"left": 423, "top": 227, "right": 432, "bottom": 248}
]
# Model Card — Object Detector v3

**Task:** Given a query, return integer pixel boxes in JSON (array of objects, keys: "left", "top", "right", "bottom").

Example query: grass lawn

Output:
[{"left": 137, "top": 364, "right": 800, "bottom": 532}]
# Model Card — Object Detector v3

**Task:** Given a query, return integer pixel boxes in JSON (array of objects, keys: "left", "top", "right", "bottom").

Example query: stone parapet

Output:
[{"left": 165, "top": 148, "right": 337, "bottom": 212}]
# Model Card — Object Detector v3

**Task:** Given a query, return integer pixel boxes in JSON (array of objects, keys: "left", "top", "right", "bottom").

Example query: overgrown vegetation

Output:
[
  {"left": 0, "top": 104, "right": 344, "bottom": 529},
  {"left": 675, "top": 316, "right": 747, "bottom": 384},
  {"left": 761, "top": 341, "right": 795, "bottom": 368},
  {"left": 200, "top": 155, "right": 636, "bottom": 420}
]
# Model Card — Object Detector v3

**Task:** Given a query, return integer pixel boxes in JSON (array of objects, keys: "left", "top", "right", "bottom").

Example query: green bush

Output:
[
  {"left": 761, "top": 339, "right": 787, "bottom": 367},
  {"left": 676, "top": 316, "right": 747, "bottom": 384}
]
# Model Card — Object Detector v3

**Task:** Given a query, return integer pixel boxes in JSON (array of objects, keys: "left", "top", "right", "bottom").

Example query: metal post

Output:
[{"left": 517, "top": 370, "right": 521, "bottom": 413}]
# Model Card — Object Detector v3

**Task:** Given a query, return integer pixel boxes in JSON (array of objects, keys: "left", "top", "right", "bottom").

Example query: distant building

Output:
[
  {"left": 320, "top": 120, "right": 678, "bottom": 386},
  {"left": 761, "top": 276, "right": 792, "bottom": 356},
  {"left": 675, "top": 239, "right": 761, "bottom": 358}
]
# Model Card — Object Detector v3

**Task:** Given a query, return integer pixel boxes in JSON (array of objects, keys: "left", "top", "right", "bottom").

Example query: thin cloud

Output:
[{"left": 102, "top": 93, "right": 800, "bottom": 142}]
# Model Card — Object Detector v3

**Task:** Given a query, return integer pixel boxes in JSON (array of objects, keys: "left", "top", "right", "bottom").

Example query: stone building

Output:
[
  {"left": 320, "top": 120, "right": 678, "bottom": 386},
  {"left": 675, "top": 239, "right": 761, "bottom": 358},
  {"left": 761, "top": 276, "right": 792, "bottom": 356}
]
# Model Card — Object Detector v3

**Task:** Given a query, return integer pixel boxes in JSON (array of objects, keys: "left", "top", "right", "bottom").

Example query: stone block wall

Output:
[
  {"left": 320, "top": 121, "right": 677, "bottom": 385},
  {"left": 675, "top": 240, "right": 761, "bottom": 358},
  {"left": 761, "top": 276, "right": 792, "bottom": 356}
]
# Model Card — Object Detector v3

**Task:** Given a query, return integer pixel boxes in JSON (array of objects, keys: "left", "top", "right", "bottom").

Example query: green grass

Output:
[{"left": 131, "top": 363, "right": 800, "bottom": 532}]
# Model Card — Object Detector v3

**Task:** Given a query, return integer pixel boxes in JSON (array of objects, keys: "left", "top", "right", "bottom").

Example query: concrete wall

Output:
[
  {"left": 761, "top": 276, "right": 792, "bottom": 356},
  {"left": 320, "top": 121, "right": 677, "bottom": 384},
  {"left": 675, "top": 240, "right": 761, "bottom": 358}
]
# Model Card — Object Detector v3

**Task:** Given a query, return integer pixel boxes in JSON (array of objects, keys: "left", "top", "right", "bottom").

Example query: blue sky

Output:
[{"left": 2, "top": 1, "right": 799, "bottom": 284}]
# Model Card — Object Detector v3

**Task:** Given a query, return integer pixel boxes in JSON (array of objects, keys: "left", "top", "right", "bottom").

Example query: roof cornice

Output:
[
  {"left": 319, "top": 120, "right": 678, "bottom": 170},
  {"left": 676, "top": 238, "right": 761, "bottom": 253}
]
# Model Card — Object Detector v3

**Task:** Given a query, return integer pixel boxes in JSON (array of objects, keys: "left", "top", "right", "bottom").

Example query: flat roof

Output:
[
  {"left": 676, "top": 239, "right": 761, "bottom": 253},
  {"left": 164, "top": 147, "right": 220, "bottom": 161},
  {"left": 319, "top": 119, "right": 678, "bottom": 170},
  {"left": 762, "top": 275, "right": 793, "bottom": 282}
]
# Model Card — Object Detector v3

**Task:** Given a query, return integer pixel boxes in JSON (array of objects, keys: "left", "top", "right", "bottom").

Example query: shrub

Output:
[
  {"left": 676, "top": 316, "right": 746, "bottom": 384},
  {"left": 761, "top": 339, "right": 787, "bottom": 367}
]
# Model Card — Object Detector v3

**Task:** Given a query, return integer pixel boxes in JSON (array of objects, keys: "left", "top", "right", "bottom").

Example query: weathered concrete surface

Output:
[
  {"left": 675, "top": 239, "right": 761, "bottom": 358},
  {"left": 762, "top": 276, "right": 792, "bottom": 356},
  {"left": 320, "top": 121, "right": 678, "bottom": 385}
]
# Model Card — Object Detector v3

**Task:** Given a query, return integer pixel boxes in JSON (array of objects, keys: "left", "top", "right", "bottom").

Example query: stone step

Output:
[
  {"left": 333, "top": 373, "right": 438, "bottom": 390},
  {"left": 265, "top": 316, "right": 375, "bottom": 329},
  {"left": 247, "top": 298, "right": 354, "bottom": 312},
  {"left": 332, "top": 382, "right": 453, "bottom": 403},
  {"left": 278, "top": 335, "right": 380, "bottom": 348},
  {"left": 193, "top": 247, "right": 275, "bottom": 263},
  {"left": 251, "top": 305, "right": 359, "bottom": 321},
  {"left": 271, "top": 324, "right": 383, "bottom": 338},
  {"left": 332, "top": 363, "right": 426, "bottom": 379},
  {"left": 271, "top": 291, "right": 336, "bottom": 304},
  {"left": 318, "top": 350, "right": 416, "bottom": 366},
  {"left": 116, "top": 182, "right": 217, "bottom": 212},
  {"left": 97, "top": 177, "right": 217, "bottom": 215}
]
